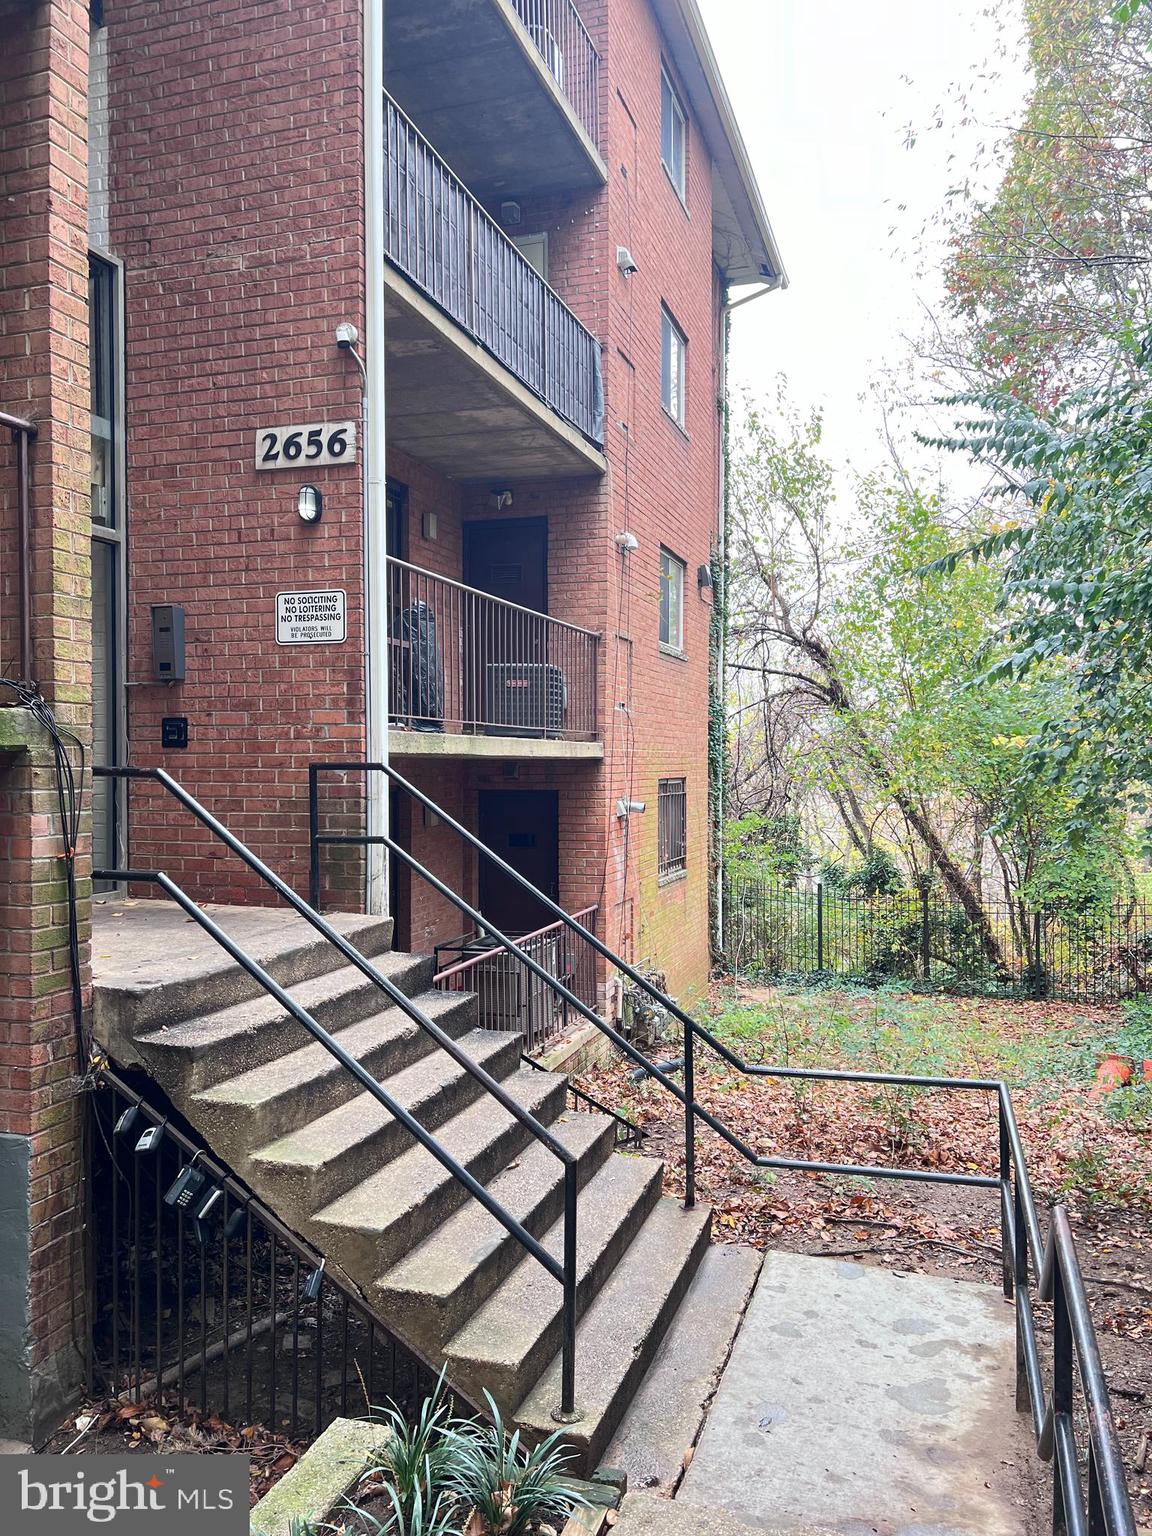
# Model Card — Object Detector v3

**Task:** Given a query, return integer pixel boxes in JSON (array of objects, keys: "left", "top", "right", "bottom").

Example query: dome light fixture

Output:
[{"left": 297, "top": 484, "right": 324, "bottom": 524}]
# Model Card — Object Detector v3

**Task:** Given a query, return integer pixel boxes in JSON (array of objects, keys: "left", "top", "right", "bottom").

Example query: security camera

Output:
[
  {"left": 335, "top": 322, "right": 359, "bottom": 349},
  {"left": 616, "top": 246, "right": 639, "bottom": 277}
]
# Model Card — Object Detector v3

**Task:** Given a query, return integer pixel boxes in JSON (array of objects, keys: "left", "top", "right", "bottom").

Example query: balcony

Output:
[
  {"left": 388, "top": 558, "right": 602, "bottom": 760},
  {"left": 385, "top": 0, "right": 606, "bottom": 200},
  {"left": 384, "top": 96, "right": 606, "bottom": 481}
]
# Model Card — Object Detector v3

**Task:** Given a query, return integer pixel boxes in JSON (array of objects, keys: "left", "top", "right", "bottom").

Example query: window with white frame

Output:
[
  {"left": 659, "top": 547, "right": 685, "bottom": 652},
  {"left": 658, "top": 778, "right": 687, "bottom": 879},
  {"left": 661, "top": 307, "right": 687, "bottom": 428},
  {"left": 661, "top": 67, "right": 687, "bottom": 199}
]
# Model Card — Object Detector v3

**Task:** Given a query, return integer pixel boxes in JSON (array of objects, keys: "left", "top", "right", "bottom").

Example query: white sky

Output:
[{"left": 701, "top": 0, "right": 1024, "bottom": 489}]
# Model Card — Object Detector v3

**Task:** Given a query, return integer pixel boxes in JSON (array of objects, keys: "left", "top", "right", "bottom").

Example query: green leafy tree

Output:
[{"left": 942, "top": 0, "right": 1152, "bottom": 405}]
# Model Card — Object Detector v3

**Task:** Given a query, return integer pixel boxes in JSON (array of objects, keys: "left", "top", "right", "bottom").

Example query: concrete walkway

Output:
[{"left": 672, "top": 1251, "right": 1033, "bottom": 1536}]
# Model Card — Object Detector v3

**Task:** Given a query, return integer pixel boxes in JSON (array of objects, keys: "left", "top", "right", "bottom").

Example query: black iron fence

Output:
[
  {"left": 388, "top": 559, "right": 599, "bottom": 742},
  {"left": 384, "top": 94, "right": 604, "bottom": 445},
  {"left": 88, "top": 1069, "right": 449, "bottom": 1434},
  {"left": 724, "top": 878, "right": 1152, "bottom": 1002}
]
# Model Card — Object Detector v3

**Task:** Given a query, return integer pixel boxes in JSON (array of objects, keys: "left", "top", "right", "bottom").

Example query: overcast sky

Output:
[{"left": 701, "top": 0, "right": 1023, "bottom": 491}]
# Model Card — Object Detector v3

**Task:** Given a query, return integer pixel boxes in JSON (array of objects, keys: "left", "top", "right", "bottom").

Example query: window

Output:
[
  {"left": 659, "top": 547, "right": 685, "bottom": 652},
  {"left": 658, "top": 778, "right": 687, "bottom": 879},
  {"left": 661, "top": 307, "right": 687, "bottom": 428},
  {"left": 661, "top": 67, "right": 687, "bottom": 200}
]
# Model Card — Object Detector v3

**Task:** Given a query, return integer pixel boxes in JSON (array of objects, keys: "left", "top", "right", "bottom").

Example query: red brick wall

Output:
[
  {"left": 0, "top": 0, "right": 92, "bottom": 1442},
  {"left": 106, "top": 0, "right": 367, "bottom": 902}
]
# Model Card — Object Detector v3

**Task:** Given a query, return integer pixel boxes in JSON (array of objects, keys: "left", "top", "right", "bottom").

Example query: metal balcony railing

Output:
[
  {"left": 434, "top": 906, "right": 599, "bottom": 1052},
  {"left": 388, "top": 557, "right": 599, "bottom": 742},
  {"left": 509, "top": 0, "right": 600, "bottom": 146},
  {"left": 384, "top": 95, "right": 604, "bottom": 445}
]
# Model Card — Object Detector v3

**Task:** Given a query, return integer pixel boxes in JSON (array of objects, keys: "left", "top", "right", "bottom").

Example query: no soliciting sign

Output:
[{"left": 276, "top": 589, "right": 347, "bottom": 644}]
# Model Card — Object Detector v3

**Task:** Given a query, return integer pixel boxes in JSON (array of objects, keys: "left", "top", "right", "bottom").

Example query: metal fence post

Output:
[
  {"left": 1033, "top": 911, "right": 1044, "bottom": 1000},
  {"left": 683, "top": 1016, "right": 696, "bottom": 1210},
  {"left": 816, "top": 883, "right": 824, "bottom": 972},
  {"left": 921, "top": 886, "right": 931, "bottom": 980}
]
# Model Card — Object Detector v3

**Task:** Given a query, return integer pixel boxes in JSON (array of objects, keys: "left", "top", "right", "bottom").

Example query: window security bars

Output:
[
  {"left": 387, "top": 558, "right": 599, "bottom": 742},
  {"left": 657, "top": 778, "right": 687, "bottom": 878},
  {"left": 384, "top": 95, "right": 604, "bottom": 446},
  {"left": 509, "top": 0, "right": 600, "bottom": 147},
  {"left": 434, "top": 907, "right": 600, "bottom": 1053},
  {"left": 88, "top": 1069, "right": 448, "bottom": 1434}
]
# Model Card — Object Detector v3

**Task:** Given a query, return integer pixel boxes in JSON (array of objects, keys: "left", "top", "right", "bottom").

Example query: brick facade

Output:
[{"left": 0, "top": 0, "right": 92, "bottom": 1444}]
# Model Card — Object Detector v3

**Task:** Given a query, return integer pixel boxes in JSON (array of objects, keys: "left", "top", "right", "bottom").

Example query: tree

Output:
[
  {"left": 941, "top": 0, "right": 1152, "bottom": 405},
  {"left": 926, "top": 338, "right": 1152, "bottom": 835}
]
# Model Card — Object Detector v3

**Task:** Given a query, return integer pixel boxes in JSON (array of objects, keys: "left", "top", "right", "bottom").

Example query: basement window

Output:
[{"left": 658, "top": 778, "right": 687, "bottom": 880}]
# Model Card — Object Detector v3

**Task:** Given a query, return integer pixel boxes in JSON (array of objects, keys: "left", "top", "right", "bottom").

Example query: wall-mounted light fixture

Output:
[
  {"left": 616, "top": 798, "right": 647, "bottom": 819},
  {"left": 297, "top": 484, "right": 324, "bottom": 524},
  {"left": 490, "top": 489, "right": 514, "bottom": 511},
  {"left": 615, "top": 530, "right": 639, "bottom": 554},
  {"left": 422, "top": 510, "right": 439, "bottom": 541},
  {"left": 697, "top": 563, "right": 713, "bottom": 592}
]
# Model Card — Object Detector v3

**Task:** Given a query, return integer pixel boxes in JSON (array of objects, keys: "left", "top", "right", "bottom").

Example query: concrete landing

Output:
[
  {"left": 677, "top": 1251, "right": 1031, "bottom": 1536},
  {"left": 604, "top": 1243, "right": 762, "bottom": 1493}
]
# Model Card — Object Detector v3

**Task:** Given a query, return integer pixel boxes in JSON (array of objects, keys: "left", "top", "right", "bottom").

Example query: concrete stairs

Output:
[{"left": 93, "top": 902, "right": 709, "bottom": 1471}]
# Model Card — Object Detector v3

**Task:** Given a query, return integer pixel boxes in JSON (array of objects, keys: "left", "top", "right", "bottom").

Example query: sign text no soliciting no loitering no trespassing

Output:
[{"left": 275, "top": 590, "right": 347, "bottom": 645}]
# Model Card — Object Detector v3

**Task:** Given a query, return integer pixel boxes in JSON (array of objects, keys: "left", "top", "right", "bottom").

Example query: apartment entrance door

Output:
[
  {"left": 463, "top": 518, "right": 548, "bottom": 732},
  {"left": 463, "top": 517, "right": 547, "bottom": 614},
  {"left": 477, "top": 789, "right": 559, "bottom": 935}
]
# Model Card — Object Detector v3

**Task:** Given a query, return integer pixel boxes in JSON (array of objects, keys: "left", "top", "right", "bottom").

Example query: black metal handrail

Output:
[
  {"left": 93, "top": 766, "right": 582, "bottom": 1422},
  {"left": 308, "top": 760, "right": 1138, "bottom": 1535}
]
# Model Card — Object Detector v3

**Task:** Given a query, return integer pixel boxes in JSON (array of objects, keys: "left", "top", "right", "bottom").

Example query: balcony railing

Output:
[
  {"left": 509, "top": 0, "right": 600, "bottom": 147},
  {"left": 384, "top": 95, "right": 604, "bottom": 445},
  {"left": 434, "top": 906, "right": 599, "bottom": 1052},
  {"left": 388, "top": 557, "right": 599, "bottom": 742}
]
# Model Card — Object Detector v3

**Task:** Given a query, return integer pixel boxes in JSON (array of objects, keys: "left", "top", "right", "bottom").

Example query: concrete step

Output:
[
  {"left": 310, "top": 1068, "right": 570, "bottom": 1278},
  {"left": 131, "top": 951, "right": 438, "bottom": 1093},
  {"left": 93, "top": 900, "right": 394, "bottom": 1040},
  {"left": 250, "top": 1026, "right": 524, "bottom": 1215},
  {"left": 444, "top": 1153, "right": 666, "bottom": 1413},
  {"left": 604, "top": 1243, "right": 763, "bottom": 1495},
  {"left": 192, "top": 990, "right": 477, "bottom": 1167},
  {"left": 515, "top": 1196, "right": 712, "bottom": 1476},
  {"left": 616, "top": 1493, "right": 834, "bottom": 1536},
  {"left": 376, "top": 1111, "right": 618, "bottom": 1354}
]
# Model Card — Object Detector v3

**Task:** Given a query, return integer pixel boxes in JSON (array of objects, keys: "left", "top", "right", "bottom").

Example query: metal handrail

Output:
[
  {"left": 435, "top": 905, "right": 598, "bottom": 983},
  {"left": 508, "top": 0, "right": 600, "bottom": 146},
  {"left": 308, "top": 759, "right": 1139, "bottom": 1533},
  {"left": 93, "top": 766, "right": 582, "bottom": 1420},
  {"left": 384, "top": 93, "right": 603, "bottom": 445},
  {"left": 388, "top": 558, "right": 599, "bottom": 639}
]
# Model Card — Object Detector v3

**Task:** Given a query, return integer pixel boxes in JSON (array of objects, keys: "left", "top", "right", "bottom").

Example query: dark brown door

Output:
[
  {"left": 477, "top": 789, "right": 559, "bottom": 934},
  {"left": 388, "top": 784, "right": 412, "bottom": 951},
  {"left": 463, "top": 517, "right": 548, "bottom": 613}
]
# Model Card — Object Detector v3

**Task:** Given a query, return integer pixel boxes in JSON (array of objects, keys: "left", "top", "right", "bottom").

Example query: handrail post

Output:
[
  {"left": 998, "top": 1106, "right": 1013, "bottom": 1300},
  {"left": 683, "top": 1016, "right": 696, "bottom": 1210},
  {"left": 1052, "top": 1260, "right": 1073, "bottom": 1534},
  {"left": 1014, "top": 1177, "right": 1031, "bottom": 1415},
  {"left": 554, "top": 1161, "right": 581, "bottom": 1424},
  {"left": 308, "top": 765, "right": 321, "bottom": 912}
]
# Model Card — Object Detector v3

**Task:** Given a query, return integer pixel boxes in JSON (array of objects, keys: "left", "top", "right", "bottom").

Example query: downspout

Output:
[
  {"left": 363, "top": 0, "right": 389, "bottom": 914},
  {"left": 715, "top": 279, "right": 776, "bottom": 956}
]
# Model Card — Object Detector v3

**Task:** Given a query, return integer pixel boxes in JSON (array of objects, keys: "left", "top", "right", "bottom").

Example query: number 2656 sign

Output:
[{"left": 255, "top": 421, "right": 357, "bottom": 470}]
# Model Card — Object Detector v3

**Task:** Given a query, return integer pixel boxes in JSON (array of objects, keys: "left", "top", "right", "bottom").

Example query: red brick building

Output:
[{"left": 0, "top": 0, "right": 782, "bottom": 1439}]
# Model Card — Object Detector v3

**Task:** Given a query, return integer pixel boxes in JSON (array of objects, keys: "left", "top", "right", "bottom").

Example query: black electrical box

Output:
[
  {"left": 162, "top": 716, "right": 189, "bottom": 750},
  {"left": 151, "top": 603, "right": 186, "bottom": 682}
]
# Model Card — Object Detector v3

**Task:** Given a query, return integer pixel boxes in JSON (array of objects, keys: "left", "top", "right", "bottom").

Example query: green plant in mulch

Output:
[{"left": 349, "top": 1376, "right": 586, "bottom": 1536}]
